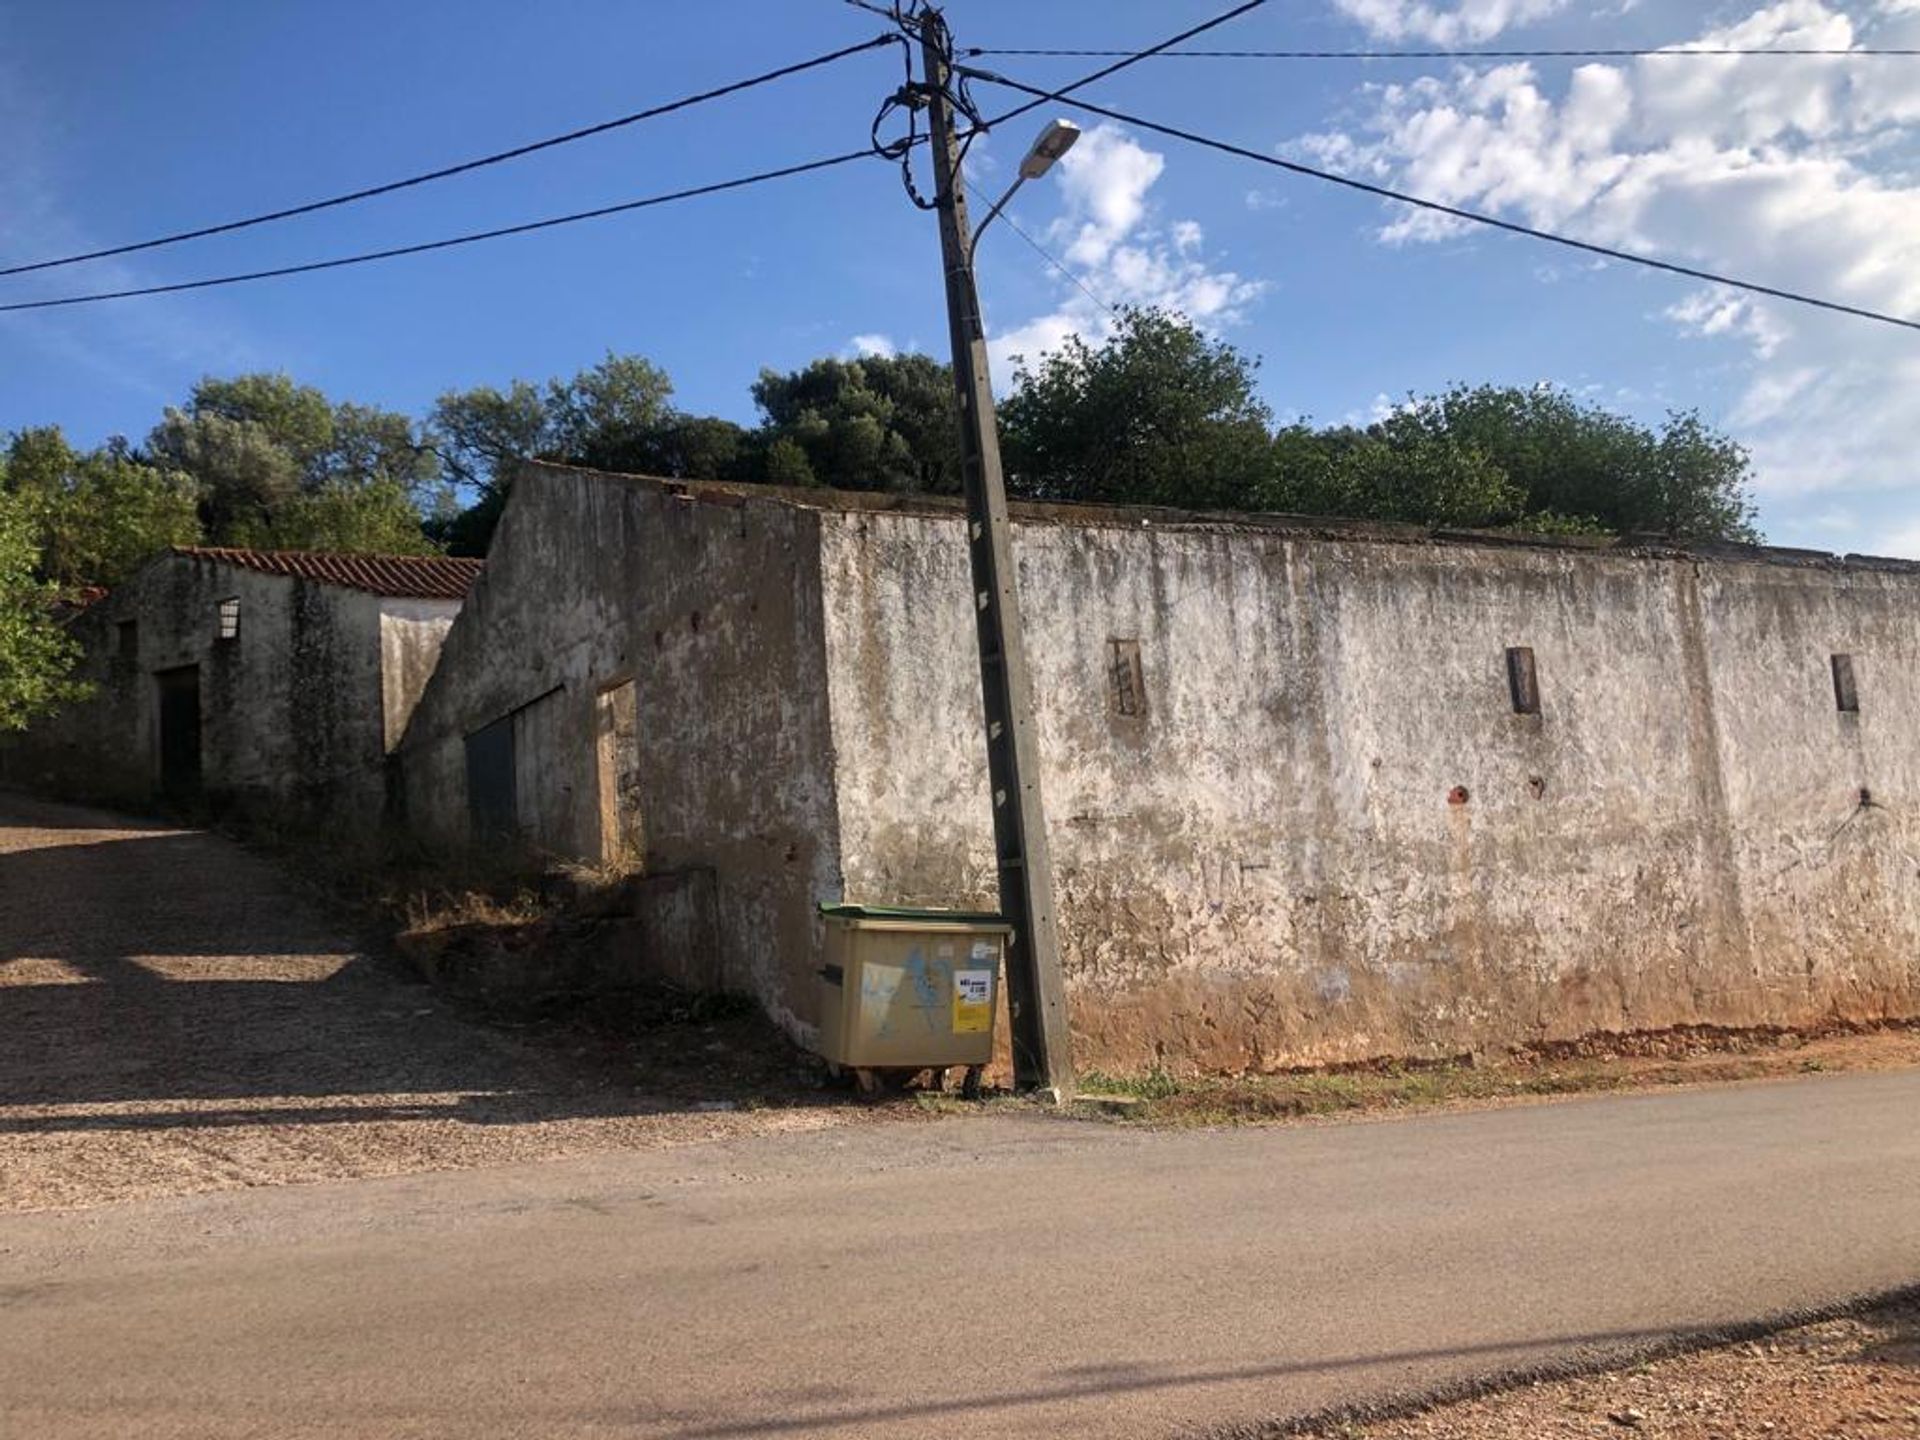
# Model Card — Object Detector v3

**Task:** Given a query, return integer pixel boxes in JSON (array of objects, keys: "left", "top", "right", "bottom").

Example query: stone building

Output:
[
  {"left": 5, "top": 547, "right": 481, "bottom": 828},
  {"left": 397, "top": 462, "right": 1920, "bottom": 1071}
]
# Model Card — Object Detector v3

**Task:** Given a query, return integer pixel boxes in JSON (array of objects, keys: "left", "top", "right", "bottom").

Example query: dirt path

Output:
[{"left": 0, "top": 795, "right": 877, "bottom": 1213}]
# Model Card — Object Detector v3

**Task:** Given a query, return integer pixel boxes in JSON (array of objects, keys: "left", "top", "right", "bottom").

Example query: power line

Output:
[
  {"left": 0, "top": 152, "right": 869, "bottom": 313},
  {"left": 0, "top": 34, "right": 898, "bottom": 279},
  {"left": 869, "top": 0, "right": 1268, "bottom": 210},
  {"left": 959, "top": 70, "right": 1920, "bottom": 335},
  {"left": 965, "top": 45, "right": 1920, "bottom": 60},
  {"left": 964, "top": 181, "right": 1118, "bottom": 317},
  {"left": 976, "top": 0, "right": 1269, "bottom": 132}
]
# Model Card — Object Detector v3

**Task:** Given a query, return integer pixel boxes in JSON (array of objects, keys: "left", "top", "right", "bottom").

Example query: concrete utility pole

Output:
[{"left": 919, "top": 11, "right": 1074, "bottom": 1097}]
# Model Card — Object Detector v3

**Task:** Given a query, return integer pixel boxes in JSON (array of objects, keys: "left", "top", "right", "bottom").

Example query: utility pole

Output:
[{"left": 919, "top": 10, "right": 1074, "bottom": 1097}]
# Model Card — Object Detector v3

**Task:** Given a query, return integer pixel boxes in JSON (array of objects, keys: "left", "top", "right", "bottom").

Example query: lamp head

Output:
[{"left": 1018, "top": 119, "right": 1081, "bottom": 180}]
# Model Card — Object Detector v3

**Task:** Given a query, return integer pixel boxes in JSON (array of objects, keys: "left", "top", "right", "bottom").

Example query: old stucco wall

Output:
[
  {"left": 378, "top": 599, "right": 465, "bottom": 752},
  {"left": 2, "top": 554, "right": 392, "bottom": 828},
  {"left": 395, "top": 465, "right": 841, "bottom": 1034},
  {"left": 818, "top": 507, "right": 1920, "bottom": 1071}
]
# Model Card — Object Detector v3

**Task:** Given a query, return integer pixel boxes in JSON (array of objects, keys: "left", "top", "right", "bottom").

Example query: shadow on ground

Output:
[{"left": 0, "top": 794, "right": 837, "bottom": 1138}]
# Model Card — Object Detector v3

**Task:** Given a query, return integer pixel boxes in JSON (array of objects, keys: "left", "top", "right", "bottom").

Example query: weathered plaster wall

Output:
[
  {"left": 395, "top": 465, "right": 842, "bottom": 1033},
  {"left": 3, "top": 555, "right": 398, "bottom": 828},
  {"left": 378, "top": 599, "right": 465, "bottom": 751},
  {"left": 818, "top": 507, "right": 1920, "bottom": 1071}
]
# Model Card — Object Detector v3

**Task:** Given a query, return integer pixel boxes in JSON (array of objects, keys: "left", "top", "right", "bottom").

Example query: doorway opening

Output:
[
  {"left": 595, "top": 679, "right": 643, "bottom": 868},
  {"left": 155, "top": 665, "right": 203, "bottom": 797}
]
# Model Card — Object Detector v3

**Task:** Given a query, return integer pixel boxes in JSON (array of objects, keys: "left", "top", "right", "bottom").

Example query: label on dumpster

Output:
[{"left": 953, "top": 969, "right": 994, "bottom": 1033}]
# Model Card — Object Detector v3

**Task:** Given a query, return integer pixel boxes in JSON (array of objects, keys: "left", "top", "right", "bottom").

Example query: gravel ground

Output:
[
  {"left": 1296, "top": 1298, "right": 1920, "bottom": 1439},
  {"left": 0, "top": 794, "right": 886, "bottom": 1214}
]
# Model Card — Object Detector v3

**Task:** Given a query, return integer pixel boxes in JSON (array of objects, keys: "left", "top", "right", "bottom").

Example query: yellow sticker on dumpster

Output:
[{"left": 953, "top": 969, "right": 993, "bottom": 1033}]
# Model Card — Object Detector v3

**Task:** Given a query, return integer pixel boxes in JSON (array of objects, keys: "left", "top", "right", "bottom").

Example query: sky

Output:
[{"left": 2, "top": 0, "right": 1917, "bottom": 553}]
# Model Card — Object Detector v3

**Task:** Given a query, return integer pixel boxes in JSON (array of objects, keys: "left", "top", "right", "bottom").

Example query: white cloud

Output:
[
  {"left": 1290, "top": 1, "right": 1920, "bottom": 523},
  {"left": 1054, "top": 124, "right": 1165, "bottom": 268},
  {"left": 1333, "top": 0, "right": 1568, "bottom": 44},
  {"left": 846, "top": 333, "right": 896, "bottom": 359},
  {"left": 987, "top": 124, "right": 1265, "bottom": 381}
]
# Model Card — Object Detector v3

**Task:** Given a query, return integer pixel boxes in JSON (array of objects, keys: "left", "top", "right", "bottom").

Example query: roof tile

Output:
[{"left": 174, "top": 547, "right": 483, "bottom": 600}]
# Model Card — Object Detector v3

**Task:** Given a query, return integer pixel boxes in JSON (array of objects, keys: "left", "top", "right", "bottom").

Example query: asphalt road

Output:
[{"left": 3, "top": 1071, "right": 1918, "bottom": 1439}]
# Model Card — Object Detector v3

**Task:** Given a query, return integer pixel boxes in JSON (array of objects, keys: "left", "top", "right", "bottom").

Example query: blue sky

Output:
[{"left": 3, "top": 1, "right": 1917, "bottom": 551}]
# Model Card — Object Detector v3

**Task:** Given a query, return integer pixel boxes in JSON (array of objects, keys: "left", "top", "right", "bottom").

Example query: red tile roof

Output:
[{"left": 174, "top": 547, "right": 483, "bottom": 600}]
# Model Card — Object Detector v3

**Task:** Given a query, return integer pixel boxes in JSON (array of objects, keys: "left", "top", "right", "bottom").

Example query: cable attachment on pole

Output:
[{"left": 866, "top": 3, "right": 987, "bottom": 211}]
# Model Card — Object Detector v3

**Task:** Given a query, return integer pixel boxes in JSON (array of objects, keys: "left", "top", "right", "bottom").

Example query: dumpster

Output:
[{"left": 815, "top": 904, "right": 1009, "bottom": 1097}]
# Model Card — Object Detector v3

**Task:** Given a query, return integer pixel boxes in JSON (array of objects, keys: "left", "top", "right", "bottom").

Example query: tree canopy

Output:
[
  {"left": 3, "top": 428, "right": 202, "bottom": 590},
  {"left": 0, "top": 485, "right": 87, "bottom": 731},
  {"left": 4, "top": 319, "right": 1764, "bottom": 604},
  {"left": 147, "top": 373, "right": 444, "bottom": 552},
  {"left": 1000, "top": 308, "right": 1758, "bottom": 541},
  {"left": 1000, "top": 308, "right": 1277, "bottom": 511},
  {"left": 751, "top": 353, "right": 961, "bottom": 494}
]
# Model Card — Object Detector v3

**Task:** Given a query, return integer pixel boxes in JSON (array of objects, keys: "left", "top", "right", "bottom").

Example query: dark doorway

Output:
[
  {"left": 156, "top": 665, "right": 203, "bottom": 797},
  {"left": 464, "top": 716, "right": 517, "bottom": 840}
]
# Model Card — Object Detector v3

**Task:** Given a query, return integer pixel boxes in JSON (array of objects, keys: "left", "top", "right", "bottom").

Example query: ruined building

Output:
[
  {"left": 396, "top": 464, "right": 1920, "bottom": 1071},
  {"left": 4, "top": 547, "right": 481, "bottom": 828}
]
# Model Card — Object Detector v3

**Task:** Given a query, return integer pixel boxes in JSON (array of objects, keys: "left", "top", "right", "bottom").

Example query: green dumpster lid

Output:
[{"left": 818, "top": 902, "right": 1009, "bottom": 926}]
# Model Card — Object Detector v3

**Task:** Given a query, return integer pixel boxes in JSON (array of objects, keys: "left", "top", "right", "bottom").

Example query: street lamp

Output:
[
  {"left": 968, "top": 119, "right": 1081, "bottom": 263},
  {"left": 919, "top": 21, "right": 1077, "bottom": 1096}
]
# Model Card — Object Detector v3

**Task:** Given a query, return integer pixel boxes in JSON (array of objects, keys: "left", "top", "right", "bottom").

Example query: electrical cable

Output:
[
  {"left": 0, "top": 152, "right": 870, "bottom": 313},
  {"left": 869, "top": 0, "right": 1270, "bottom": 210},
  {"left": 964, "top": 181, "right": 1118, "bottom": 318},
  {"left": 965, "top": 45, "right": 1920, "bottom": 60},
  {"left": 0, "top": 34, "right": 899, "bottom": 279},
  {"left": 958, "top": 70, "right": 1920, "bottom": 334},
  {"left": 975, "top": 0, "right": 1270, "bottom": 133}
]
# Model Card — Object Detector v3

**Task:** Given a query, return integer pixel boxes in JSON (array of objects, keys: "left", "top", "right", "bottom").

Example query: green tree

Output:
[
  {"left": 1270, "top": 424, "right": 1524, "bottom": 528},
  {"left": 148, "top": 372, "right": 442, "bottom": 550},
  {"left": 0, "top": 489, "right": 86, "bottom": 730},
  {"left": 648, "top": 415, "right": 755, "bottom": 482},
  {"left": 429, "top": 353, "right": 690, "bottom": 551},
  {"left": 3, "top": 427, "right": 202, "bottom": 590},
  {"left": 1371, "top": 385, "right": 1758, "bottom": 541},
  {"left": 548, "top": 353, "right": 677, "bottom": 471},
  {"left": 998, "top": 308, "right": 1276, "bottom": 509},
  {"left": 761, "top": 435, "right": 816, "bottom": 488},
  {"left": 425, "top": 378, "right": 551, "bottom": 501},
  {"left": 269, "top": 481, "right": 439, "bottom": 555},
  {"left": 751, "top": 353, "right": 960, "bottom": 494}
]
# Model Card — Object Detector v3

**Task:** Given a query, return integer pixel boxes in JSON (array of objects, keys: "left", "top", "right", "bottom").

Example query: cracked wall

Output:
[{"left": 819, "top": 508, "right": 1920, "bottom": 1072}]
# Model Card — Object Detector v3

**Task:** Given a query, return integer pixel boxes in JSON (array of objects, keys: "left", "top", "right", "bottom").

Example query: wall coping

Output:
[{"left": 521, "top": 461, "right": 1920, "bottom": 577}]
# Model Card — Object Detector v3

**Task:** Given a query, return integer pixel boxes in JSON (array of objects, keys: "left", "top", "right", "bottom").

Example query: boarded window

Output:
[
  {"left": 1108, "top": 638, "right": 1146, "bottom": 718},
  {"left": 464, "top": 717, "right": 517, "bottom": 840},
  {"left": 1506, "top": 646, "right": 1540, "bottom": 715},
  {"left": 1832, "top": 653, "right": 1859, "bottom": 713},
  {"left": 216, "top": 596, "right": 240, "bottom": 642}
]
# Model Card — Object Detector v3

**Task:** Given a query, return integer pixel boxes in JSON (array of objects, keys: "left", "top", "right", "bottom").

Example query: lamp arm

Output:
[{"left": 967, "top": 176, "right": 1026, "bottom": 265}]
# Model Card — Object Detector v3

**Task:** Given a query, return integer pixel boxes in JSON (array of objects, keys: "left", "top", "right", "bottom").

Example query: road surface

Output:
[{"left": 4, "top": 1070, "right": 1918, "bottom": 1438}]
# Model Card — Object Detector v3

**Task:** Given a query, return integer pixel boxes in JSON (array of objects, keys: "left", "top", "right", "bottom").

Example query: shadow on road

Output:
[{"left": 626, "top": 1304, "right": 1920, "bottom": 1438}]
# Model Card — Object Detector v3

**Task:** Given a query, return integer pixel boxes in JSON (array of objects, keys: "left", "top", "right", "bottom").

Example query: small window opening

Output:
[
  {"left": 1506, "top": 646, "right": 1540, "bottom": 715},
  {"left": 115, "top": 618, "right": 138, "bottom": 657},
  {"left": 1831, "top": 653, "right": 1859, "bottom": 713},
  {"left": 216, "top": 596, "right": 240, "bottom": 642},
  {"left": 1108, "top": 638, "right": 1146, "bottom": 718}
]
